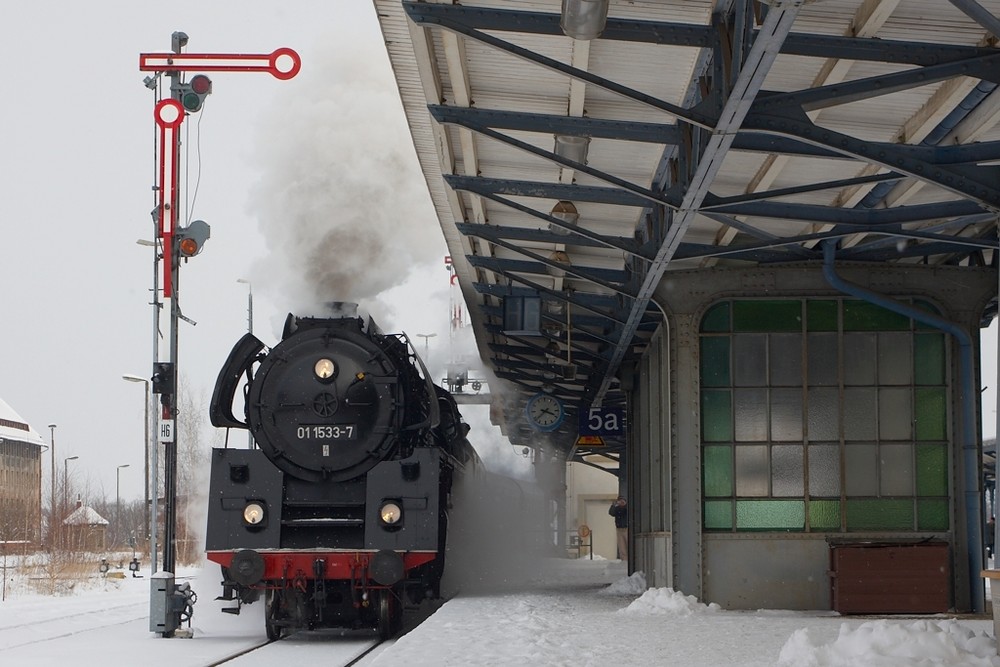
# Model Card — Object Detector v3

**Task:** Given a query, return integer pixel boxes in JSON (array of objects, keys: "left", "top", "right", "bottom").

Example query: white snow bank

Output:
[
  {"left": 620, "top": 587, "right": 721, "bottom": 616},
  {"left": 600, "top": 571, "right": 647, "bottom": 596},
  {"left": 777, "top": 619, "right": 1000, "bottom": 667}
]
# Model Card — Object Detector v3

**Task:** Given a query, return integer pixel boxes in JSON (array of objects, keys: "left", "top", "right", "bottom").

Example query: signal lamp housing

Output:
[{"left": 180, "top": 74, "right": 213, "bottom": 112}]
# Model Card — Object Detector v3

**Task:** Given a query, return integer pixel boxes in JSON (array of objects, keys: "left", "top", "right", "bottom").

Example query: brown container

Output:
[{"left": 829, "top": 541, "right": 950, "bottom": 614}]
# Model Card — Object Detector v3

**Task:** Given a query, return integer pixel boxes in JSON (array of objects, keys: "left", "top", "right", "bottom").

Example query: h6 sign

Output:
[{"left": 579, "top": 405, "right": 626, "bottom": 437}]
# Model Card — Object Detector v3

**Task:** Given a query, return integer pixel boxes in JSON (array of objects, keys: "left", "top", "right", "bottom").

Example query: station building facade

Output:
[
  {"left": 630, "top": 262, "right": 996, "bottom": 613},
  {"left": 0, "top": 398, "right": 46, "bottom": 547}
]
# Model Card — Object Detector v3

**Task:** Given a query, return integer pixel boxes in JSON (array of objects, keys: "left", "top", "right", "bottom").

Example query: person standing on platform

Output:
[{"left": 609, "top": 496, "right": 628, "bottom": 561}]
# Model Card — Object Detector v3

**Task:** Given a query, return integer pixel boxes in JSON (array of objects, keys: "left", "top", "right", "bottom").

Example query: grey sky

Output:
[{"left": 0, "top": 2, "right": 469, "bottom": 502}]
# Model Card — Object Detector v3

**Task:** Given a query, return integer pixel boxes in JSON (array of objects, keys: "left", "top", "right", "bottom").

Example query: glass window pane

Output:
[
  {"left": 917, "top": 498, "right": 949, "bottom": 531},
  {"left": 736, "top": 500, "right": 805, "bottom": 530},
  {"left": 878, "top": 333, "right": 912, "bottom": 385},
  {"left": 734, "top": 300, "right": 802, "bottom": 332},
  {"left": 843, "top": 301, "right": 910, "bottom": 331},
  {"left": 701, "top": 302, "right": 730, "bottom": 333},
  {"left": 733, "top": 334, "right": 767, "bottom": 386},
  {"left": 808, "top": 444, "right": 841, "bottom": 497},
  {"left": 916, "top": 444, "right": 948, "bottom": 496},
  {"left": 879, "top": 388, "right": 912, "bottom": 440},
  {"left": 807, "top": 333, "right": 838, "bottom": 386},
  {"left": 807, "top": 300, "right": 838, "bottom": 332},
  {"left": 769, "top": 334, "right": 802, "bottom": 386},
  {"left": 915, "top": 388, "right": 947, "bottom": 441},
  {"left": 914, "top": 333, "right": 946, "bottom": 385},
  {"left": 735, "top": 445, "right": 769, "bottom": 497},
  {"left": 772, "top": 445, "right": 804, "bottom": 497},
  {"left": 879, "top": 443, "right": 913, "bottom": 496},
  {"left": 701, "top": 390, "right": 732, "bottom": 443},
  {"left": 704, "top": 500, "right": 733, "bottom": 530},
  {"left": 845, "top": 444, "right": 877, "bottom": 496},
  {"left": 703, "top": 445, "right": 733, "bottom": 497},
  {"left": 844, "top": 388, "right": 877, "bottom": 441},
  {"left": 770, "top": 388, "right": 803, "bottom": 441},
  {"left": 843, "top": 333, "right": 876, "bottom": 385},
  {"left": 846, "top": 499, "right": 913, "bottom": 531},
  {"left": 734, "top": 389, "right": 768, "bottom": 441},
  {"left": 809, "top": 499, "right": 841, "bottom": 530},
  {"left": 700, "top": 337, "right": 730, "bottom": 387},
  {"left": 807, "top": 388, "right": 839, "bottom": 441}
]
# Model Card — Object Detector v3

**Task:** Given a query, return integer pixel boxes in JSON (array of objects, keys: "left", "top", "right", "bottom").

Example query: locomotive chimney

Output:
[{"left": 326, "top": 302, "right": 358, "bottom": 318}]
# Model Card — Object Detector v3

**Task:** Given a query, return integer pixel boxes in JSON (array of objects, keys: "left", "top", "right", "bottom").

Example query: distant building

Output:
[
  {"left": 0, "top": 398, "right": 45, "bottom": 547},
  {"left": 63, "top": 501, "right": 109, "bottom": 552}
]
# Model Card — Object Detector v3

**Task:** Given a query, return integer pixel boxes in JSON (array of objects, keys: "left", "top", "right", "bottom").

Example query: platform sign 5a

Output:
[{"left": 579, "top": 405, "right": 625, "bottom": 437}]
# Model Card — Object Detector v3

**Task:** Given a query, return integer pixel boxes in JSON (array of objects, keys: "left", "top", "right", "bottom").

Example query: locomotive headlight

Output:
[
  {"left": 314, "top": 358, "right": 336, "bottom": 382},
  {"left": 243, "top": 502, "right": 266, "bottom": 526},
  {"left": 379, "top": 501, "right": 403, "bottom": 526}
]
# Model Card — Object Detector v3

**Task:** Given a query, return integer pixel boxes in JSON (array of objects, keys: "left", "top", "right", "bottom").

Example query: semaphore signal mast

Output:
[{"left": 138, "top": 31, "right": 299, "bottom": 638}]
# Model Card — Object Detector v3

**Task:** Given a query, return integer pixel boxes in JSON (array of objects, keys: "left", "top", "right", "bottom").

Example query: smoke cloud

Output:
[{"left": 246, "top": 33, "right": 440, "bottom": 324}]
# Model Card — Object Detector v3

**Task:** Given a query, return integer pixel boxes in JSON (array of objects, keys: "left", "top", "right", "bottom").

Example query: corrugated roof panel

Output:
[{"left": 377, "top": 0, "right": 1000, "bottom": 447}]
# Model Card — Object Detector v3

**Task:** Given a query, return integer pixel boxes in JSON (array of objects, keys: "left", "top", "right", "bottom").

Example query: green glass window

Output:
[
  {"left": 700, "top": 337, "right": 730, "bottom": 387},
  {"left": 700, "top": 297, "right": 951, "bottom": 534},
  {"left": 843, "top": 301, "right": 910, "bottom": 331},
  {"left": 701, "top": 302, "right": 730, "bottom": 333},
  {"left": 807, "top": 300, "right": 838, "bottom": 331},
  {"left": 914, "top": 333, "right": 946, "bottom": 385},
  {"left": 703, "top": 446, "right": 733, "bottom": 497},
  {"left": 846, "top": 499, "right": 914, "bottom": 531},
  {"left": 736, "top": 500, "right": 805, "bottom": 531},
  {"left": 701, "top": 390, "right": 732, "bottom": 442},
  {"left": 734, "top": 300, "right": 802, "bottom": 332}
]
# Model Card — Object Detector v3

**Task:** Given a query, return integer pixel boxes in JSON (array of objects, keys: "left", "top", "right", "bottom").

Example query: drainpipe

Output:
[{"left": 822, "top": 240, "right": 984, "bottom": 613}]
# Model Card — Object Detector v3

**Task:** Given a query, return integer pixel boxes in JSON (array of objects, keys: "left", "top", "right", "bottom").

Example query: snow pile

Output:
[
  {"left": 777, "top": 619, "right": 1000, "bottom": 667},
  {"left": 621, "top": 587, "right": 721, "bottom": 616},
  {"left": 600, "top": 570, "right": 648, "bottom": 596}
]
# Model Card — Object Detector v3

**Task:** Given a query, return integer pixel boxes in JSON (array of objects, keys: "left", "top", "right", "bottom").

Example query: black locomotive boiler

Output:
[{"left": 205, "top": 307, "right": 476, "bottom": 639}]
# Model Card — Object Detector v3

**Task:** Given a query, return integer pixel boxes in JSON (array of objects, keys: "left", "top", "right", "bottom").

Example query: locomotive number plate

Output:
[{"left": 296, "top": 424, "right": 357, "bottom": 440}]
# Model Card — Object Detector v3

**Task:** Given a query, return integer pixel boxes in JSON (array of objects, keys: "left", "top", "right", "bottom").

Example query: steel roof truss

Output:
[
  {"left": 465, "top": 253, "right": 633, "bottom": 296},
  {"left": 402, "top": 2, "right": 993, "bottom": 67},
  {"left": 595, "top": 1, "right": 804, "bottom": 402},
  {"left": 445, "top": 174, "right": 648, "bottom": 207}
]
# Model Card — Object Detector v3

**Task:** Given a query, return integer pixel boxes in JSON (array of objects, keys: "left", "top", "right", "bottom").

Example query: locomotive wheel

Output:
[
  {"left": 377, "top": 588, "right": 401, "bottom": 639},
  {"left": 265, "top": 589, "right": 284, "bottom": 641}
]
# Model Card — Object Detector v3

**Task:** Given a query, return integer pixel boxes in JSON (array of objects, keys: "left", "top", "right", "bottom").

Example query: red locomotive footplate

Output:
[{"left": 206, "top": 549, "right": 436, "bottom": 580}]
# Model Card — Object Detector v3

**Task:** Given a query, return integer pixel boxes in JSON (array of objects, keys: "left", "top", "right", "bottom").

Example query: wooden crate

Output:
[{"left": 829, "top": 542, "right": 950, "bottom": 614}]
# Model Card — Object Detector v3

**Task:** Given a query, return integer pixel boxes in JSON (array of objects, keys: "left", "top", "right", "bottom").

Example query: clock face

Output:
[{"left": 526, "top": 393, "right": 564, "bottom": 431}]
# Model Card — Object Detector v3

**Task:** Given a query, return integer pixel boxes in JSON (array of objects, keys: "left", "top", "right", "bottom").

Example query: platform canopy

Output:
[{"left": 375, "top": 0, "right": 1000, "bottom": 456}]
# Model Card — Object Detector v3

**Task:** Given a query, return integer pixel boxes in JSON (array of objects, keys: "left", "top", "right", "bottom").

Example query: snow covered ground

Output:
[{"left": 1, "top": 556, "right": 1000, "bottom": 666}]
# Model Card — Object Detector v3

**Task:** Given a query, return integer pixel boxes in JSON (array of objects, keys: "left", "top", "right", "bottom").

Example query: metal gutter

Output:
[{"left": 821, "top": 240, "right": 984, "bottom": 613}]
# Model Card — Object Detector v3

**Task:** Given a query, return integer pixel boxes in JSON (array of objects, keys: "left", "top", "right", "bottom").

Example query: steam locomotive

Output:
[{"left": 205, "top": 306, "right": 477, "bottom": 639}]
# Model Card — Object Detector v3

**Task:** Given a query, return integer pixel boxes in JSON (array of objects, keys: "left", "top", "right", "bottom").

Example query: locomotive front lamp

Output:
[
  {"left": 243, "top": 502, "right": 266, "bottom": 526},
  {"left": 379, "top": 501, "right": 402, "bottom": 526},
  {"left": 314, "top": 358, "right": 336, "bottom": 381}
]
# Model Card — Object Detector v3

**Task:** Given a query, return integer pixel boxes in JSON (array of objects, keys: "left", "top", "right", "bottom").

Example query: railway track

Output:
[{"left": 209, "top": 632, "right": 388, "bottom": 666}]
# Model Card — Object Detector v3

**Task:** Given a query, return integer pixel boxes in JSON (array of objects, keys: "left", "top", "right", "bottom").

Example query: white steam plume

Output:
[{"left": 247, "top": 34, "right": 440, "bottom": 325}]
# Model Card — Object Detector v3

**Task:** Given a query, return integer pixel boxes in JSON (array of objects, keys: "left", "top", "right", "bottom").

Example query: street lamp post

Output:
[
  {"left": 237, "top": 279, "right": 254, "bottom": 449},
  {"left": 116, "top": 464, "right": 130, "bottom": 548},
  {"left": 47, "top": 424, "right": 56, "bottom": 547},
  {"left": 122, "top": 374, "right": 152, "bottom": 571}
]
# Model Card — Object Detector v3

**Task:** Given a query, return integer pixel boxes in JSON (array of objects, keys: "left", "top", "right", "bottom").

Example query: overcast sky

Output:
[
  {"left": 0, "top": 2, "right": 475, "bottom": 502},
  {"left": 1, "top": 2, "right": 996, "bottom": 504}
]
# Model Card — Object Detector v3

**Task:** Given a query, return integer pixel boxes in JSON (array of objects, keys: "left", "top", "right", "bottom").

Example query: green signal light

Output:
[{"left": 182, "top": 92, "right": 202, "bottom": 111}]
